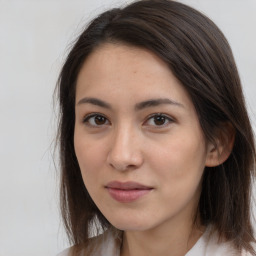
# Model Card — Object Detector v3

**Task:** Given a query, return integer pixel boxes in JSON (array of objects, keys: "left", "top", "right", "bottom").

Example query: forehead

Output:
[
  {"left": 75, "top": 43, "right": 192, "bottom": 109},
  {"left": 78, "top": 43, "right": 171, "bottom": 81}
]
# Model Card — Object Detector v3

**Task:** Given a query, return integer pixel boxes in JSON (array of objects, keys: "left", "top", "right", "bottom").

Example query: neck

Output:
[{"left": 120, "top": 221, "right": 205, "bottom": 256}]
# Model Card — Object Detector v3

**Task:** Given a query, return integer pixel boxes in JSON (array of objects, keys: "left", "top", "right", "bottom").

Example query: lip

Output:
[{"left": 105, "top": 181, "right": 153, "bottom": 203}]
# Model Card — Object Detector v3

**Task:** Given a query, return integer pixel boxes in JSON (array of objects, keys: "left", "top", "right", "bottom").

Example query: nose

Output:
[{"left": 107, "top": 125, "right": 143, "bottom": 171}]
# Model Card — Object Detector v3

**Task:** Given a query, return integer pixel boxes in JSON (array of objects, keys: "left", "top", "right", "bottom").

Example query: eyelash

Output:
[
  {"left": 82, "top": 113, "right": 110, "bottom": 127},
  {"left": 144, "top": 113, "right": 174, "bottom": 127},
  {"left": 82, "top": 113, "right": 174, "bottom": 128}
]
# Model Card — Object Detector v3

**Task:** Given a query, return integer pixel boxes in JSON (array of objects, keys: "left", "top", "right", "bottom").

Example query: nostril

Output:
[
  {"left": 107, "top": 152, "right": 143, "bottom": 172},
  {"left": 106, "top": 130, "right": 143, "bottom": 171}
]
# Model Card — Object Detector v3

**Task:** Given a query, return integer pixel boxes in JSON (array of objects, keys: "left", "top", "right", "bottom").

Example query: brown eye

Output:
[
  {"left": 153, "top": 115, "right": 166, "bottom": 126},
  {"left": 83, "top": 114, "right": 110, "bottom": 127},
  {"left": 94, "top": 115, "right": 107, "bottom": 125},
  {"left": 145, "top": 113, "right": 173, "bottom": 127}
]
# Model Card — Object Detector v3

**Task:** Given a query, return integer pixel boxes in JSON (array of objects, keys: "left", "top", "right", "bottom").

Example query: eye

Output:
[
  {"left": 83, "top": 113, "right": 110, "bottom": 127},
  {"left": 145, "top": 113, "right": 174, "bottom": 127}
]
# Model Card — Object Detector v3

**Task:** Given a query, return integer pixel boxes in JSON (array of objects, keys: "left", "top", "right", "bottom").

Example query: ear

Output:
[{"left": 205, "top": 122, "right": 235, "bottom": 167}]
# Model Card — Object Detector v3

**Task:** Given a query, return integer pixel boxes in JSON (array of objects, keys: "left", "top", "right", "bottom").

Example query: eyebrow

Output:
[
  {"left": 76, "top": 97, "right": 184, "bottom": 110},
  {"left": 135, "top": 98, "right": 184, "bottom": 110},
  {"left": 77, "top": 97, "right": 112, "bottom": 109}
]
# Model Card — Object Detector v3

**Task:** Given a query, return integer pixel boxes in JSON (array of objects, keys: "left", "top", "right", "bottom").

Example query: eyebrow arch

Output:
[
  {"left": 77, "top": 97, "right": 111, "bottom": 109},
  {"left": 76, "top": 97, "right": 184, "bottom": 110},
  {"left": 135, "top": 98, "right": 184, "bottom": 110}
]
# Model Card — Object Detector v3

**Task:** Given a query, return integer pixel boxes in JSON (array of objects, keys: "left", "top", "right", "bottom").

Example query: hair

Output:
[{"left": 56, "top": 0, "right": 256, "bottom": 254}]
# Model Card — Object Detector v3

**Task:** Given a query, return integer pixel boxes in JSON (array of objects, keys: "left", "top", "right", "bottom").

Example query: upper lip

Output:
[{"left": 106, "top": 181, "right": 153, "bottom": 190}]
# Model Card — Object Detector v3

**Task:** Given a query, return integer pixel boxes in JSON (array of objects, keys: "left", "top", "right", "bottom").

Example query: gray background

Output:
[{"left": 0, "top": 0, "right": 255, "bottom": 255}]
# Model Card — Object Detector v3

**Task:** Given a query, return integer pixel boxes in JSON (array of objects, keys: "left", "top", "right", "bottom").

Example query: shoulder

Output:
[
  {"left": 57, "top": 248, "right": 71, "bottom": 256},
  {"left": 242, "top": 243, "right": 256, "bottom": 256},
  {"left": 56, "top": 229, "right": 122, "bottom": 256},
  {"left": 187, "top": 226, "right": 256, "bottom": 256}
]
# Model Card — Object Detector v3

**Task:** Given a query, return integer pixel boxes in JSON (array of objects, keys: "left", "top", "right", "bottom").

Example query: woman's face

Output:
[{"left": 74, "top": 43, "right": 213, "bottom": 232}]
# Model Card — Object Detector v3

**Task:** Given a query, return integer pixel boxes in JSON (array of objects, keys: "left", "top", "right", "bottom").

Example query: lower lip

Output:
[{"left": 107, "top": 188, "right": 152, "bottom": 203}]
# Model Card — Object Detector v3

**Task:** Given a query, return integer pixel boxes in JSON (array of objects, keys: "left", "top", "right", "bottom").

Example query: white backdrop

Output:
[{"left": 0, "top": 0, "right": 255, "bottom": 255}]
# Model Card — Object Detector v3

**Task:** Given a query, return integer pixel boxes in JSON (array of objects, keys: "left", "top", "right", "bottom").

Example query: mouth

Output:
[{"left": 105, "top": 181, "right": 153, "bottom": 203}]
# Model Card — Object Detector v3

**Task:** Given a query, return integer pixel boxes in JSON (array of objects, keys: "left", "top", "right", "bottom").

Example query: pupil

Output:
[
  {"left": 95, "top": 116, "right": 106, "bottom": 125},
  {"left": 154, "top": 116, "right": 165, "bottom": 125}
]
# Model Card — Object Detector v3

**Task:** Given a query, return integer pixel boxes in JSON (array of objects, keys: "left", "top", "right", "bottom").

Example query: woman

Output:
[{"left": 56, "top": 0, "right": 256, "bottom": 255}]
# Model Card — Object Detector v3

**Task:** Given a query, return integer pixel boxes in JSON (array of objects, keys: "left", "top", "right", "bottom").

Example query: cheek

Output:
[
  {"left": 148, "top": 137, "right": 206, "bottom": 215},
  {"left": 149, "top": 134, "right": 206, "bottom": 171},
  {"left": 74, "top": 140, "right": 105, "bottom": 208},
  {"left": 74, "top": 130, "right": 105, "bottom": 181},
  {"left": 147, "top": 133, "right": 207, "bottom": 194}
]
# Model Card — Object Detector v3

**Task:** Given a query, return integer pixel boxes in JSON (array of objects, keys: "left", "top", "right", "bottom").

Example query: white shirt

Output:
[{"left": 57, "top": 226, "right": 251, "bottom": 256}]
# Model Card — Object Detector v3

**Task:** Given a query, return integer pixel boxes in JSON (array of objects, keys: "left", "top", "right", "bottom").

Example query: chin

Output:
[{"left": 107, "top": 215, "right": 154, "bottom": 232}]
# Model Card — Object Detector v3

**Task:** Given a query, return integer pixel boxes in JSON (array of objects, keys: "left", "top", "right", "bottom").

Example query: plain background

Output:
[{"left": 0, "top": 0, "right": 255, "bottom": 255}]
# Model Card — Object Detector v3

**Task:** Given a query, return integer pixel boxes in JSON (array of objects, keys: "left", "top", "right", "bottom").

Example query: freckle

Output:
[{"left": 133, "top": 70, "right": 137, "bottom": 74}]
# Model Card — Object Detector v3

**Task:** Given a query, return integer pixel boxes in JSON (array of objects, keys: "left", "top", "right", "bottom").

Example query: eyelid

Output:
[
  {"left": 82, "top": 112, "right": 111, "bottom": 127},
  {"left": 81, "top": 112, "right": 174, "bottom": 128},
  {"left": 143, "top": 113, "right": 175, "bottom": 127}
]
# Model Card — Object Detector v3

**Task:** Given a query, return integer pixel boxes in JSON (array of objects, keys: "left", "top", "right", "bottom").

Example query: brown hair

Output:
[{"left": 56, "top": 0, "right": 256, "bottom": 254}]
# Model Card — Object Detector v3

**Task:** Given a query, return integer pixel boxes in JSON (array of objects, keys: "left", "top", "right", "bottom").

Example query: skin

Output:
[{"left": 74, "top": 43, "right": 225, "bottom": 256}]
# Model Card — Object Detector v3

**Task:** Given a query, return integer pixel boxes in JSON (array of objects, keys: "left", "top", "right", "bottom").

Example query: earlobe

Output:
[{"left": 205, "top": 122, "right": 235, "bottom": 167}]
